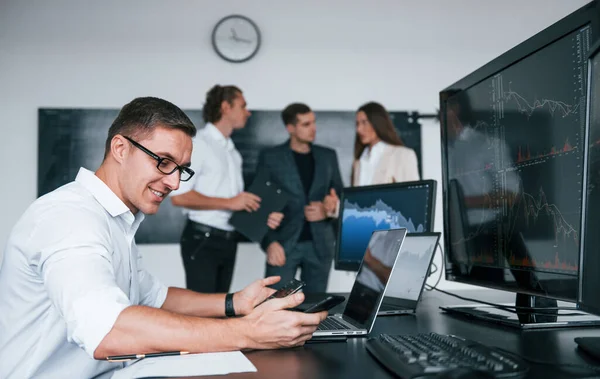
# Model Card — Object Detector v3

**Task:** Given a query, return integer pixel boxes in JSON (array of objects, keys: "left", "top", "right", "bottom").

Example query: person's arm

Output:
[
  {"left": 171, "top": 188, "right": 261, "bottom": 212},
  {"left": 169, "top": 137, "right": 259, "bottom": 212},
  {"left": 43, "top": 247, "right": 324, "bottom": 359},
  {"left": 136, "top": 253, "right": 231, "bottom": 318},
  {"left": 94, "top": 293, "right": 326, "bottom": 359},
  {"left": 171, "top": 190, "right": 234, "bottom": 211},
  {"left": 94, "top": 305, "right": 245, "bottom": 358},
  {"left": 160, "top": 287, "right": 227, "bottom": 316},
  {"left": 160, "top": 287, "right": 263, "bottom": 318}
]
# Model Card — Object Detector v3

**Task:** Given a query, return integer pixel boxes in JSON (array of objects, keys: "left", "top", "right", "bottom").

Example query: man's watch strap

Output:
[{"left": 225, "top": 293, "right": 236, "bottom": 317}]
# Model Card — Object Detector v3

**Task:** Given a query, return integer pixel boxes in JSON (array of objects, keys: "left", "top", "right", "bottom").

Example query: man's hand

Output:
[
  {"left": 267, "top": 241, "right": 286, "bottom": 266},
  {"left": 242, "top": 292, "right": 328, "bottom": 349},
  {"left": 304, "top": 201, "right": 326, "bottom": 222},
  {"left": 229, "top": 192, "right": 261, "bottom": 212},
  {"left": 267, "top": 212, "right": 284, "bottom": 230},
  {"left": 323, "top": 188, "right": 339, "bottom": 216},
  {"left": 233, "top": 276, "right": 280, "bottom": 316}
]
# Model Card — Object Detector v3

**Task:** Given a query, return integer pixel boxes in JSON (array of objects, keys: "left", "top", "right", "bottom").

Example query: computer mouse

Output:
[{"left": 434, "top": 367, "right": 495, "bottom": 379}]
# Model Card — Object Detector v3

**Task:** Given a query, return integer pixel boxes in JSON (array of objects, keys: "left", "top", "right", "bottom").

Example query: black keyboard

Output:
[{"left": 366, "top": 333, "right": 529, "bottom": 378}]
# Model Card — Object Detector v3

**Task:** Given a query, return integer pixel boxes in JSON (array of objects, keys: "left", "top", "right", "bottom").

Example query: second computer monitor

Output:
[
  {"left": 579, "top": 39, "right": 600, "bottom": 315},
  {"left": 335, "top": 180, "right": 436, "bottom": 271}
]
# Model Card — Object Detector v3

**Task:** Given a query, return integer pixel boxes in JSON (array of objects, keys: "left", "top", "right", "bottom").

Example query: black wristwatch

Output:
[{"left": 225, "top": 293, "right": 236, "bottom": 317}]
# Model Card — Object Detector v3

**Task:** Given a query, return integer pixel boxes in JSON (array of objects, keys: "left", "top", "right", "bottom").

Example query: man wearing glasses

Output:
[
  {"left": 0, "top": 97, "right": 326, "bottom": 379},
  {"left": 170, "top": 85, "right": 283, "bottom": 294}
]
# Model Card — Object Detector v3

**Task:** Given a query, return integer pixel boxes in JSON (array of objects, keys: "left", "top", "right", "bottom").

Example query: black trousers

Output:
[{"left": 180, "top": 221, "right": 238, "bottom": 293}]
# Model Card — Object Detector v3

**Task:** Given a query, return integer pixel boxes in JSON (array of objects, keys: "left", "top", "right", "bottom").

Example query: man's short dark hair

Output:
[
  {"left": 202, "top": 85, "right": 242, "bottom": 124},
  {"left": 281, "top": 103, "right": 312, "bottom": 126},
  {"left": 104, "top": 97, "right": 196, "bottom": 158}
]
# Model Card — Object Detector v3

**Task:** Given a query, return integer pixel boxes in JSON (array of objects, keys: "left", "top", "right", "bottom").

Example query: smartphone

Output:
[
  {"left": 258, "top": 279, "right": 306, "bottom": 306},
  {"left": 303, "top": 295, "right": 345, "bottom": 313}
]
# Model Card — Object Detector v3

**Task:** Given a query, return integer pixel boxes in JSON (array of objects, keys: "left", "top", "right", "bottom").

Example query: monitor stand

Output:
[{"left": 440, "top": 293, "right": 600, "bottom": 329}]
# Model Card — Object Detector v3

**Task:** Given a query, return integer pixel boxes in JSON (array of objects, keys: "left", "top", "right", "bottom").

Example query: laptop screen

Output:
[
  {"left": 342, "top": 228, "right": 406, "bottom": 329},
  {"left": 385, "top": 233, "right": 440, "bottom": 302}
]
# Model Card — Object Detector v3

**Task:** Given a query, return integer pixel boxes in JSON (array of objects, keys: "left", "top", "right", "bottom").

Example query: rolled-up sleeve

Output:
[
  {"left": 34, "top": 206, "right": 132, "bottom": 358},
  {"left": 41, "top": 250, "right": 131, "bottom": 357}
]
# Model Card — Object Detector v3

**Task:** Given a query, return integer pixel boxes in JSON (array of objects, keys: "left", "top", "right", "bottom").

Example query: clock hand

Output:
[
  {"left": 230, "top": 27, "right": 239, "bottom": 41},
  {"left": 236, "top": 37, "right": 252, "bottom": 44}
]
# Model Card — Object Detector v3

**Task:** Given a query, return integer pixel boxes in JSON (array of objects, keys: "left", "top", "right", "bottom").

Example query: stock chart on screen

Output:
[
  {"left": 337, "top": 182, "right": 435, "bottom": 268},
  {"left": 445, "top": 25, "right": 591, "bottom": 278}
]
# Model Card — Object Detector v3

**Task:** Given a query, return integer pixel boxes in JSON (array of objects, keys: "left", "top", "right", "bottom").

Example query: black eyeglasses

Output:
[{"left": 123, "top": 136, "right": 195, "bottom": 182}]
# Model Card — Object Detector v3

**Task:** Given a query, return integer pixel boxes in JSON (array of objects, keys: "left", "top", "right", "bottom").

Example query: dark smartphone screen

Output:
[{"left": 258, "top": 279, "right": 306, "bottom": 306}]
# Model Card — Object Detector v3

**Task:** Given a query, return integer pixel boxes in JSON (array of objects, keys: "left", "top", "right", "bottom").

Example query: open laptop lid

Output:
[
  {"left": 341, "top": 228, "right": 407, "bottom": 331},
  {"left": 383, "top": 232, "right": 441, "bottom": 309}
]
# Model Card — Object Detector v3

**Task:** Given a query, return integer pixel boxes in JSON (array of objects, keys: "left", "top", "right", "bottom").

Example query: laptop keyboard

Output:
[{"left": 317, "top": 317, "right": 352, "bottom": 331}]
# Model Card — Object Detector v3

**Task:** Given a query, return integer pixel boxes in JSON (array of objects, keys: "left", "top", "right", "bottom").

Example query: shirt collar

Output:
[
  {"left": 75, "top": 168, "right": 143, "bottom": 226},
  {"left": 204, "top": 122, "right": 234, "bottom": 151},
  {"left": 361, "top": 141, "right": 388, "bottom": 161}
]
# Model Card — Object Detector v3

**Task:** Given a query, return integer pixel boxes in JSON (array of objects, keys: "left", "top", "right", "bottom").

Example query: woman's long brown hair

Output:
[{"left": 353, "top": 102, "right": 403, "bottom": 160}]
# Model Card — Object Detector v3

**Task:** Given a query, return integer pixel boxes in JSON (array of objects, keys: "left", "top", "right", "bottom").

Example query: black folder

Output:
[{"left": 229, "top": 174, "right": 290, "bottom": 243}]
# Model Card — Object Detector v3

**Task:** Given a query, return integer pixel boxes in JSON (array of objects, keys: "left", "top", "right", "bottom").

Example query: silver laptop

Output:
[
  {"left": 378, "top": 232, "right": 441, "bottom": 316},
  {"left": 313, "top": 228, "right": 407, "bottom": 337}
]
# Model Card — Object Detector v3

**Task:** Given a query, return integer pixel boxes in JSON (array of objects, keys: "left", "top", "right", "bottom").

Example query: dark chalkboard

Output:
[{"left": 38, "top": 109, "right": 422, "bottom": 244}]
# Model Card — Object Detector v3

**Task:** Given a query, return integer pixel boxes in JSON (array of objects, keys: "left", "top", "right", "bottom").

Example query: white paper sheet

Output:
[{"left": 111, "top": 351, "right": 257, "bottom": 379}]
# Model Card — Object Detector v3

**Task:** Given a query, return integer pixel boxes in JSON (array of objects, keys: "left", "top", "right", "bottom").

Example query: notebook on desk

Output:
[
  {"left": 312, "top": 228, "right": 406, "bottom": 338},
  {"left": 378, "top": 232, "right": 441, "bottom": 316}
]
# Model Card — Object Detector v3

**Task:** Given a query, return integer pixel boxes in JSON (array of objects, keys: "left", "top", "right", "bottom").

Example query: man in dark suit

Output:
[{"left": 256, "top": 103, "right": 344, "bottom": 293}]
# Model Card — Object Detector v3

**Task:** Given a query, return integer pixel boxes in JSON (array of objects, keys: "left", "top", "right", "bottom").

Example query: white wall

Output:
[{"left": 0, "top": 0, "right": 591, "bottom": 292}]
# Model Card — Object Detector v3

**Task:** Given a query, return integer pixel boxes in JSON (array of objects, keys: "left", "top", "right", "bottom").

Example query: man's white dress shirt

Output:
[
  {"left": 172, "top": 122, "right": 244, "bottom": 231},
  {"left": 0, "top": 168, "right": 168, "bottom": 379}
]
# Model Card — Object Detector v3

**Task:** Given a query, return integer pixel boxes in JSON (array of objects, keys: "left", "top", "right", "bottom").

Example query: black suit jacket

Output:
[{"left": 256, "top": 141, "right": 344, "bottom": 260}]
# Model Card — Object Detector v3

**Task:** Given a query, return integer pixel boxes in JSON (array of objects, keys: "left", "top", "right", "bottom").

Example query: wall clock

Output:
[{"left": 212, "top": 15, "right": 261, "bottom": 63}]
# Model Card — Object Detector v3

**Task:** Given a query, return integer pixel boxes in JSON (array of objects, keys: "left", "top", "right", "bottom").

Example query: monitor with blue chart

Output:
[{"left": 335, "top": 180, "right": 436, "bottom": 271}]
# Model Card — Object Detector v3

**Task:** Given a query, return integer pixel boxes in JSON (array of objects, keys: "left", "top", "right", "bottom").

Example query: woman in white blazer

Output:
[
  {"left": 324, "top": 102, "right": 420, "bottom": 215},
  {"left": 352, "top": 102, "right": 420, "bottom": 186}
]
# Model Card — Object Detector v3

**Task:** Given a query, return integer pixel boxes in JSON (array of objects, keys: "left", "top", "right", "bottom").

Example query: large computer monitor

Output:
[
  {"left": 439, "top": 1, "right": 600, "bottom": 327},
  {"left": 335, "top": 180, "right": 436, "bottom": 271},
  {"left": 575, "top": 38, "right": 600, "bottom": 360},
  {"left": 580, "top": 39, "right": 600, "bottom": 315}
]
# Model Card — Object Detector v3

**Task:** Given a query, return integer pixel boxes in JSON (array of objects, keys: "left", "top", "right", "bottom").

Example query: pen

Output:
[{"left": 106, "top": 351, "right": 189, "bottom": 362}]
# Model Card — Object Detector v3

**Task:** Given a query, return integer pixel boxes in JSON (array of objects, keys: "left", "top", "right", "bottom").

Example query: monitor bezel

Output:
[
  {"left": 439, "top": 1, "right": 600, "bottom": 302},
  {"left": 578, "top": 38, "right": 600, "bottom": 314},
  {"left": 334, "top": 179, "right": 437, "bottom": 271}
]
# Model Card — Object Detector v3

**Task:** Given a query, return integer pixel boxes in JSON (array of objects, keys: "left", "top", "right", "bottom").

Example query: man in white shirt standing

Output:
[
  {"left": 171, "top": 85, "right": 283, "bottom": 294},
  {"left": 0, "top": 97, "right": 326, "bottom": 379}
]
